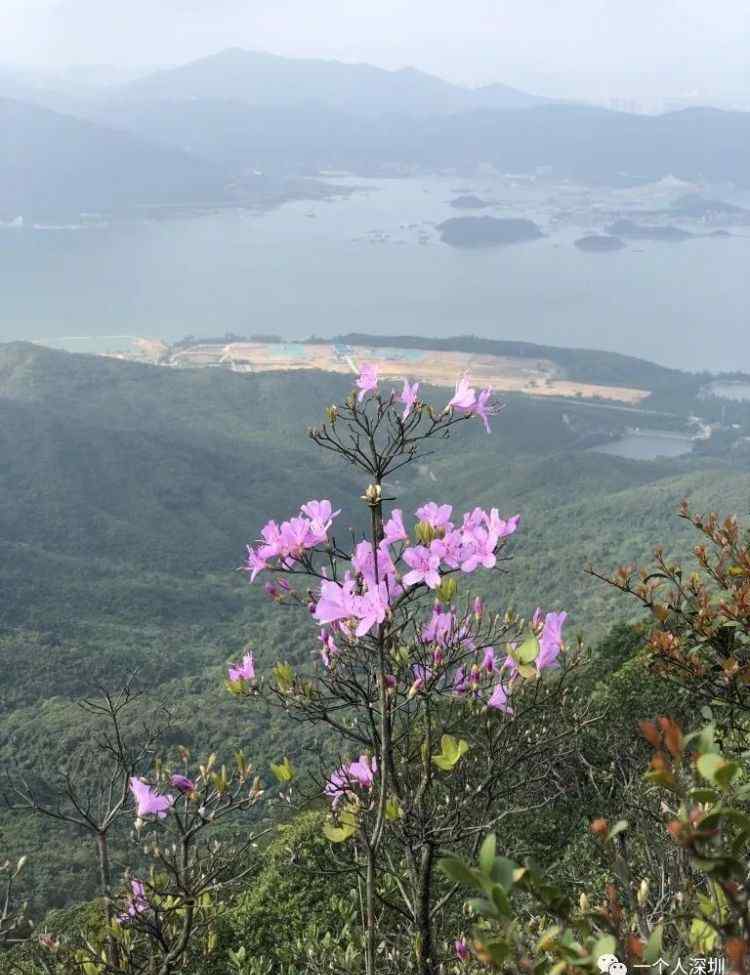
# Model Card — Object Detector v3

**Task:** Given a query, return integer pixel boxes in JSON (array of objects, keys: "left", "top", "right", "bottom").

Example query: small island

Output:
[
  {"left": 437, "top": 216, "right": 544, "bottom": 248},
  {"left": 449, "top": 194, "right": 493, "bottom": 209},
  {"left": 606, "top": 219, "right": 693, "bottom": 242},
  {"left": 574, "top": 234, "right": 626, "bottom": 252}
]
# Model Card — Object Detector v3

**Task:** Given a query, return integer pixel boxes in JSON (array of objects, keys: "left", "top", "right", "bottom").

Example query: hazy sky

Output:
[{"left": 2, "top": 0, "right": 748, "bottom": 99}]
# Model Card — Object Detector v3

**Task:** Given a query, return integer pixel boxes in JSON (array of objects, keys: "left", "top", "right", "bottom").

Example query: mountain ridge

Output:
[
  {"left": 116, "top": 46, "right": 550, "bottom": 115},
  {"left": 0, "top": 96, "right": 228, "bottom": 217}
]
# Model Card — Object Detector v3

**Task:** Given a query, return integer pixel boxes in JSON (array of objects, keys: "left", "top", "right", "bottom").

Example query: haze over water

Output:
[{"left": 2, "top": 175, "right": 749, "bottom": 373}]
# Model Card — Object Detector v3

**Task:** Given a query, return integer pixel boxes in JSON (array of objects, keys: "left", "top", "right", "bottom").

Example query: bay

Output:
[{"left": 2, "top": 174, "right": 749, "bottom": 372}]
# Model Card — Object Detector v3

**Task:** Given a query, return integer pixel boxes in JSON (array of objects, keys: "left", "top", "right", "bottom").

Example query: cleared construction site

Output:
[{"left": 107, "top": 337, "right": 650, "bottom": 404}]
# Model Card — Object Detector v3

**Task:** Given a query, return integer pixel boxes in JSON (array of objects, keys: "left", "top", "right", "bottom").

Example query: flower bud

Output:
[
  {"left": 579, "top": 892, "right": 589, "bottom": 912},
  {"left": 637, "top": 879, "right": 649, "bottom": 906},
  {"left": 590, "top": 818, "right": 608, "bottom": 837},
  {"left": 364, "top": 484, "right": 382, "bottom": 504},
  {"left": 415, "top": 521, "right": 438, "bottom": 545}
]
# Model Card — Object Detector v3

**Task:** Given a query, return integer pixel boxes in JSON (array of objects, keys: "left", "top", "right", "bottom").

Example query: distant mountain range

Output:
[
  {"left": 2, "top": 48, "right": 750, "bottom": 217},
  {"left": 88, "top": 97, "right": 750, "bottom": 186},
  {"left": 116, "top": 48, "right": 550, "bottom": 115},
  {"left": 0, "top": 97, "right": 227, "bottom": 218}
]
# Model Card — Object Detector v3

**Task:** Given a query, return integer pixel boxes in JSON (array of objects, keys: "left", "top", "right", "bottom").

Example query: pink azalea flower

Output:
[
  {"left": 129, "top": 777, "right": 174, "bottom": 820},
  {"left": 352, "top": 540, "right": 396, "bottom": 588},
  {"left": 487, "top": 509, "right": 520, "bottom": 539},
  {"left": 452, "top": 667, "right": 468, "bottom": 695},
  {"left": 471, "top": 387, "right": 498, "bottom": 433},
  {"left": 461, "top": 507, "right": 486, "bottom": 531},
  {"left": 256, "top": 520, "right": 284, "bottom": 560},
  {"left": 318, "top": 628, "right": 339, "bottom": 668},
  {"left": 300, "top": 499, "right": 337, "bottom": 524},
  {"left": 356, "top": 362, "right": 379, "bottom": 402},
  {"left": 447, "top": 373, "right": 477, "bottom": 411},
  {"left": 416, "top": 502, "right": 453, "bottom": 530},
  {"left": 459, "top": 527, "right": 498, "bottom": 573},
  {"left": 170, "top": 774, "right": 195, "bottom": 795},
  {"left": 408, "top": 664, "right": 432, "bottom": 697},
  {"left": 119, "top": 879, "right": 149, "bottom": 923},
  {"left": 455, "top": 936, "right": 471, "bottom": 962},
  {"left": 278, "top": 516, "right": 314, "bottom": 556},
  {"left": 244, "top": 546, "right": 268, "bottom": 582},
  {"left": 488, "top": 681, "right": 513, "bottom": 714},
  {"left": 420, "top": 604, "right": 455, "bottom": 646},
  {"left": 228, "top": 652, "right": 256, "bottom": 683},
  {"left": 400, "top": 379, "right": 420, "bottom": 420},
  {"left": 300, "top": 499, "right": 340, "bottom": 542},
  {"left": 348, "top": 754, "right": 377, "bottom": 790},
  {"left": 325, "top": 755, "right": 377, "bottom": 807},
  {"left": 482, "top": 647, "right": 496, "bottom": 672},
  {"left": 324, "top": 766, "right": 350, "bottom": 808},
  {"left": 537, "top": 611, "right": 567, "bottom": 671},
  {"left": 430, "top": 530, "right": 463, "bottom": 569},
  {"left": 353, "top": 583, "right": 390, "bottom": 637},
  {"left": 314, "top": 578, "right": 358, "bottom": 626},
  {"left": 402, "top": 546, "right": 442, "bottom": 589},
  {"left": 383, "top": 508, "right": 408, "bottom": 544}
]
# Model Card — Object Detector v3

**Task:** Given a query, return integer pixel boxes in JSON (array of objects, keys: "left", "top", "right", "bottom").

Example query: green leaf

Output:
[
  {"left": 591, "top": 935, "right": 617, "bottom": 965},
  {"left": 644, "top": 923, "right": 663, "bottom": 964},
  {"left": 436, "top": 577, "right": 457, "bottom": 604},
  {"left": 467, "top": 896, "right": 499, "bottom": 920},
  {"left": 431, "top": 735, "right": 470, "bottom": 771},
  {"left": 689, "top": 788, "right": 719, "bottom": 803},
  {"left": 516, "top": 633, "right": 540, "bottom": 665},
  {"left": 479, "top": 834, "right": 497, "bottom": 875},
  {"left": 476, "top": 940, "right": 511, "bottom": 965},
  {"left": 690, "top": 918, "right": 718, "bottom": 953},
  {"left": 723, "top": 809, "right": 750, "bottom": 833},
  {"left": 323, "top": 808, "right": 358, "bottom": 844},
  {"left": 697, "top": 753, "right": 739, "bottom": 788},
  {"left": 490, "top": 884, "right": 512, "bottom": 917},
  {"left": 438, "top": 856, "right": 477, "bottom": 888},
  {"left": 490, "top": 856, "right": 517, "bottom": 891},
  {"left": 273, "top": 662, "right": 295, "bottom": 693},
  {"left": 385, "top": 797, "right": 403, "bottom": 821},
  {"left": 270, "top": 756, "right": 295, "bottom": 783}
]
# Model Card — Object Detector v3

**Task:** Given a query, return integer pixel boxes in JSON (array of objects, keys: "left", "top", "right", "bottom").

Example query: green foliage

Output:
[
  {"left": 222, "top": 812, "right": 359, "bottom": 971},
  {"left": 2, "top": 340, "right": 750, "bottom": 955}
]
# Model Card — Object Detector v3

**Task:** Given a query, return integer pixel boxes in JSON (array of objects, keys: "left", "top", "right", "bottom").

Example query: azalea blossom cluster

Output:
[
  {"left": 244, "top": 500, "right": 340, "bottom": 583},
  {"left": 355, "top": 361, "right": 501, "bottom": 434},
  {"left": 245, "top": 499, "right": 520, "bottom": 635},
  {"left": 129, "top": 772, "right": 197, "bottom": 822},
  {"left": 242, "top": 493, "right": 569, "bottom": 718},
  {"left": 118, "top": 879, "right": 149, "bottom": 925},
  {"left": 449, "top": 607, "right": 568, "bottom": 715},
  {"left": 324, "top": 754, "right": 377, "bottom": 808}
]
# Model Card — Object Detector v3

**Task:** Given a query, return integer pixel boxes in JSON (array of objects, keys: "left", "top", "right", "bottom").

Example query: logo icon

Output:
[{"left": 598, "top": 955, "right": 628, "bottom": 975}]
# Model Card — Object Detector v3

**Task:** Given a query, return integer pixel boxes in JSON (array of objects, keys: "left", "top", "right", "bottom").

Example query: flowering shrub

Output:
[
  {"left": 8, "top": 689, "right": 266, "bottom": 975},
  {"left": 438, "top": 505, "right": 750, "bottom": 974},
  {"left": 440, "top": 715, "right": 750, "bottom": 975},
  {"left": 233, "top": 366, "right": 587, "bottom": 975}
]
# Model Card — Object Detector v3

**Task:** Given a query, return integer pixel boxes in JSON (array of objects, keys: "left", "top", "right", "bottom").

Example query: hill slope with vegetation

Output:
[{"left": 1, "top": 340, "right": 749, "bottom": 924}]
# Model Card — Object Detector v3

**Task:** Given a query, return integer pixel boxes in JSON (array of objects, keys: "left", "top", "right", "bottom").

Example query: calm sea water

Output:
[
  {"left": 589, "top": 431, "right": 694, "bottom": 460},
  {"left": 2, "top": 175, "right": 749, "bottom": 372}
]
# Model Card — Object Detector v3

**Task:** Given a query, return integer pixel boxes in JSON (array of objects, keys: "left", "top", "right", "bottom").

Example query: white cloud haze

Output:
[{"left": 1, "top": 0, "right": 748, "bottom": 99}]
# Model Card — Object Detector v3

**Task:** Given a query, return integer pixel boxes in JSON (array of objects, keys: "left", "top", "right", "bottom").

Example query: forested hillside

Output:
[{"left": 1, "top": 341, "right": 749, "bottom": 927}]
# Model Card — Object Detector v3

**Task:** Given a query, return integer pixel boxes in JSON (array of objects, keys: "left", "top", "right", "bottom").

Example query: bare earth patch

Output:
[{"left": 115, "top": 340, "right": 650, "bottom": 405}]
